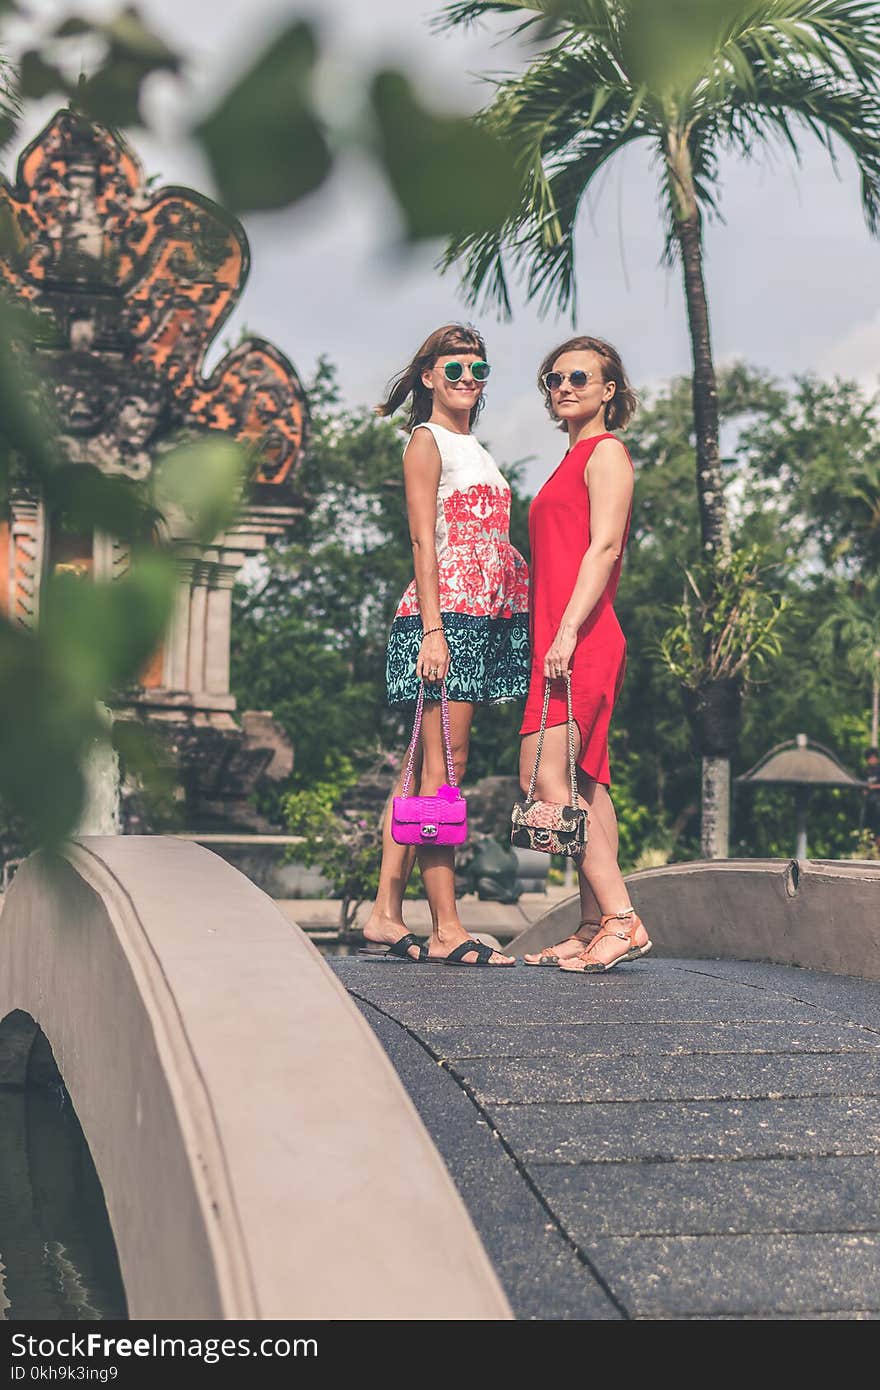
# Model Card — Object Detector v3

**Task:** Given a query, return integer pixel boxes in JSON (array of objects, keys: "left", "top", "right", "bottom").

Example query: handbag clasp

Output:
[{"left": 421, "top": 824, "right": 438, "bottom": 839}]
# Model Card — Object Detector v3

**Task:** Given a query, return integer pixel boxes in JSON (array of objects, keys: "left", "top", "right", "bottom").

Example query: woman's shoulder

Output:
[
  {"left": 406, "top": 421, "right": 495, "bottom": 473},
  {"left": 584, "top": 433, "right": 632, "bottom": 469},
  {"left": 406, "top": 421, "right": 463, "bottom": 455},
  {"left": 403, "top": 422, "right": 443, "bottom": 462}
]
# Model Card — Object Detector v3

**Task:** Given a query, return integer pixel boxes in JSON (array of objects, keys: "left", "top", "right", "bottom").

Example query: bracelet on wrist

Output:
[{"left": 422, "top": 624, "right": 444, "bottom": 637}]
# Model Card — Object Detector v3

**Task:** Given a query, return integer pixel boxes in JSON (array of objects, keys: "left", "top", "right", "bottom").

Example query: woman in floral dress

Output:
[{"left": 362, "top": 323, "right": 529, "bottom": 965}]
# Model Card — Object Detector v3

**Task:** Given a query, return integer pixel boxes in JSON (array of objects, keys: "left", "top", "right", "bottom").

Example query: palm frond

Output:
[
  {"left": 483, "top": 34, "right": 648, "bottom": 156},
  {"left": 521, "top": 126, "right": 646, "bottom": 314},
  {"left": 445, "top": 116, "right": 648, "bottom": 314},
  {"left": 436, "top": 1, "right": 558, "bottom": 42},
  {"left": 720, "top": 67, "right": 880, "bottom": 232},
  {"left": 442, "top": 33, "right": 654, "bottom": 315},
  {"left": 441, "top": 1, "right": 880, "bottom": 314},
  {"left": 437, "top": 1, "right": 622, "bottom": 35},
  {"left": 764, "top": 2, "right": 880, "bottom": 85},
  {"left": 689, "top": 0, "right": 880, "bottom": 115},
  {"left": 0, "top": 50, "right": 22, "bottom": 151},
  {"left": 440, "top": 226, "right": 514, "bottom": 316}
]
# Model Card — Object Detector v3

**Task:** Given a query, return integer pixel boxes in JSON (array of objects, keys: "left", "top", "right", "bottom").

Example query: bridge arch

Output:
[{"left": 0, "top": 838, "right": 510, "bottom": 1319}]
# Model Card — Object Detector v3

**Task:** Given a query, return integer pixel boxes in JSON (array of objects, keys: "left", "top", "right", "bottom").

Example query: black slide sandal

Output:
[
  {"left": 429, "top": 939, "right": 512, "bottom": 966},
  {"left": 357, "top": 933, "right": 427, "bottom": 962}
]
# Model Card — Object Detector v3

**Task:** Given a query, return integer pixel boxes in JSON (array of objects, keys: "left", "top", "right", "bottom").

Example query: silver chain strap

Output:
[{"left": 525, "top": 673, "right": 578, "bottom": 808}]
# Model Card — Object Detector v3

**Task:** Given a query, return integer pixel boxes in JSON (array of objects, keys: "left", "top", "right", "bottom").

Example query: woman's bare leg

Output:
[
  {"left": 519, "top": 726, "right": 648, "bottom": 967},
  {"left": 362, "top": 747, "right": 421, "bottom": 958},
  {"left": 419, "top": 700, "right": 513, "bottom": 965},
  {"left": 568, "top": 768, "right": 649, "bottom": 969},
  {"left": 520, "top": 729, "right": 599, "bottom": 963},
  {"left": 577, "top": 773, "right": 618, "bottom": 916}
]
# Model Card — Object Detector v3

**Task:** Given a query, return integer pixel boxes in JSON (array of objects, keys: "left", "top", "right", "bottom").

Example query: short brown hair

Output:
[
  {"left": 377, "top": 323, "right": 487, "bottom": 431},
  {"left": 538, "top": 335, "right": 637, "bottom": 432}
]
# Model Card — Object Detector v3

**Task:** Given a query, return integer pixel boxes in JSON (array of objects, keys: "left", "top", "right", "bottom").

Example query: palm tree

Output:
[
  {"left": 818, "top": 577, "right": 880, "bottom": 746},
  {"left": 438, "top": 0, "right": 880, "bottom": 856},
  {"left": 0, "top": 51, "right": 21, "bottom": 150}
]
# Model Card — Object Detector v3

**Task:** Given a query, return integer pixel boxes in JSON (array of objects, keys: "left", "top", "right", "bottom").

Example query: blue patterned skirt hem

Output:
[{"left": 386, "top": 612, "right": 530, "bottom": 706}]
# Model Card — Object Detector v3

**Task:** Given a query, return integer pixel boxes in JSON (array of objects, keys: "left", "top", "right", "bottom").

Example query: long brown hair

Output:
[
  {"left": 538, "top": 335, "right": 638, "bottom": 432},
  {"left": 377, "top": 323, "right": 487, "bottom": 431}
]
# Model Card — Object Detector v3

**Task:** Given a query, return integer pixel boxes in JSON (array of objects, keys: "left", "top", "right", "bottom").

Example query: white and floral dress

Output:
[{"left": 386, "top": 422, "right": 530, "bottom": 705}]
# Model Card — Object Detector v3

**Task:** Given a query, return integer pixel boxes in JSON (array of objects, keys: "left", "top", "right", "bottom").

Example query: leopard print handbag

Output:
[{"left": 510, "top": 673, "right": 588, "bottom": 857}]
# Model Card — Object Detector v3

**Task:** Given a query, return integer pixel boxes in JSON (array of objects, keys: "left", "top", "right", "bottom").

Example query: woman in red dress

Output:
[{"left": 520, "top": 336, "right": 652, "bottom": 973}]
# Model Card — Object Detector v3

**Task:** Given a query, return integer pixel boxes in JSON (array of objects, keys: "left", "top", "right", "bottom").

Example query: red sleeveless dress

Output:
[{"left": 519, "top": 432, "right": 633, "bottom": 786}]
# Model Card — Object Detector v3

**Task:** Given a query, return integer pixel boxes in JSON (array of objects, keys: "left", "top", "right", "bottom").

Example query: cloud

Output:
[{"left": 826, "top": 312, "right": 880, "bottom": 393}]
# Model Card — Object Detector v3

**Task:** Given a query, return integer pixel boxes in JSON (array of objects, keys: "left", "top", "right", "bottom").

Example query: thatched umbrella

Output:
[{"left": 737, "top": 734, "right": 866, "bottom": 859}]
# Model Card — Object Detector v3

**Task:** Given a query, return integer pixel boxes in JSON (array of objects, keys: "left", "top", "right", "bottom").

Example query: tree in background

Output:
[
  {"left": 817, "top": 577, "right": 880, "bottom": 747},
  {"left": 438, "top": 0, "right": 880, "bottom": 856}
]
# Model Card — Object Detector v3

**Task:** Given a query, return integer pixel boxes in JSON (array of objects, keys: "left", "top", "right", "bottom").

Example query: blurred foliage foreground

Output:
[
  {"left": 0, "top": 2, "right": 522, "bottom": 851},
  {"left": 234, "top": 362, "right": 880, "bottom": 876}
]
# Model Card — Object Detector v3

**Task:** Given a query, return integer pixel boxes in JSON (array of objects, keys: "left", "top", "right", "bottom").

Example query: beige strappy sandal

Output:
[
  {"left": 523, "top": 920, "right": 601, "bottom": 967},
  {"left": 558, "top": 908, "right": 652, "bottom": 974}
]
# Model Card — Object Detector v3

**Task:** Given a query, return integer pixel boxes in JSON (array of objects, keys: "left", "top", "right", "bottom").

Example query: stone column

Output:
[
  {"left": 92, "top": 531, "right": 112, "bottom": 583},
  {"left": 8, "top": 498, "right": 45, "bottom": 630},
  {"left": 204, "top": 566, "right": 237, "bottom": 696},
  {"left": 164, "top": 559, "right": 195, "bottom": 692},
  {"left": 186, "top": 562, "right": 210, "bottom": 695},
  {"left": 93, "top": 532, "right": 131, "bottom": 584}
]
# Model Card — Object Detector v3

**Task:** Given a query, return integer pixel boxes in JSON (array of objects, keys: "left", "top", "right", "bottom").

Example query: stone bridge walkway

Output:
[{"left": 331, "top": 954, "right": 880, "bottom": 1319}]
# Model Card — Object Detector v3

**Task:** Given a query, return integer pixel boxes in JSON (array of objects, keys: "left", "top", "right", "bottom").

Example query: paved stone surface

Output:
[
  {"left": 356, "top": 1002, "right": 620, "bottom": 1320},
  {"left": 332, "top": 956, "right": 880, "bottom": 1319},
  {"left": 495, "top": 1096, "right": 880, "bottom": 1163},
  {"left": 537, "top": 1156, "right": 880, "bottom": 1238},
  {"left": 581, "top": 1233, "right": 880, "bottom": 1318},
  {"left": 420, "top": 1020, "right": 880, "bottom": 1058},
  {"left": 456, "top": 1053, "right": 880, "bottom": 1104}
]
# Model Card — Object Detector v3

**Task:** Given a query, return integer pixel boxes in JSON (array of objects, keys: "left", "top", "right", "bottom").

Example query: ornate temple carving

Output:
[{"left": 0, "top": 109, "right": 305, "bottom": 829}]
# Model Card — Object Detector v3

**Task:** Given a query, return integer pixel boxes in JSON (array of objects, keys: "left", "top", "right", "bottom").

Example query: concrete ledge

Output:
[
  {"left": 0, "top": 837, "right": 511, "bottom": 1320},
  {"left": 508, "top": 858, "right": 880, "bottom": 980}
]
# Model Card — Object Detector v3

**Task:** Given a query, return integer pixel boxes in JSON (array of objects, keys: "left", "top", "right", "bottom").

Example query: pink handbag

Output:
[{"left": 391, "top": 681, "right": 468, "bottom": 846}]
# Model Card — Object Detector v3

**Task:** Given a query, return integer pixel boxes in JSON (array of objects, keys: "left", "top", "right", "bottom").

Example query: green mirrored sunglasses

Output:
[{"left": 442, "top": 360, "right": 491, "bottom": 383}]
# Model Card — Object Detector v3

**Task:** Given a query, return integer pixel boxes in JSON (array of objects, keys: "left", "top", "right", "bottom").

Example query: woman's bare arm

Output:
[
  {"left": 544, "top": 437, "right": 633, "bottom": 677},
  {"left": 403, "top": 427, "right": 450, "bottom": 680}
]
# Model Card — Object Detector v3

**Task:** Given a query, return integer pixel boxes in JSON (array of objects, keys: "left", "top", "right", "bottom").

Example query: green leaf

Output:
[
  {"left": 371, "top": 70, "right": 520, "bottom": 240},
  {"left": 0, "top": 301, "right": 59, "bottom": 481},
  {"left": 0, "top": 622, "right": 91, "bottom": 845},
  {"left": 75, "top": 61, "right": 154, "bottom": 128},
  {"left": 193, "top": 21, "right": 331, "bottom": 213},
  {"left": 100, "top": 9, "right": 181, "bottom": 68},
  {"left": 41, "top": 9, "right": 180, "bottom": 127},
  {"left": 52, "top": 18, "right": 94, "bottom": 38},
  {"left": 151, "top": 435, "right": 249, "bottom": 543},
  {"left": 0, "top": 544, "right": 174, "bottom": 847},
  {"left": 112, "top": 717, "right": 178, "bottom": 815},
  {"left": 41, "top": 555, "right": 174, "bottom": 695},
  {"left": 621, "top": 0, "right": 746, "bottom": 97},
  {"left": 19, "top": 51, "right": 66, "bottom": 102},
  {"left": 46, "top": 464, "right": 158, "bottom": 545}
]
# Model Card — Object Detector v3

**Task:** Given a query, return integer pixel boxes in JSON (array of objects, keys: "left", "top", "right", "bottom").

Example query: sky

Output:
[{"left": 5, "top": 0, "right": 880, "bottom": 490}]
